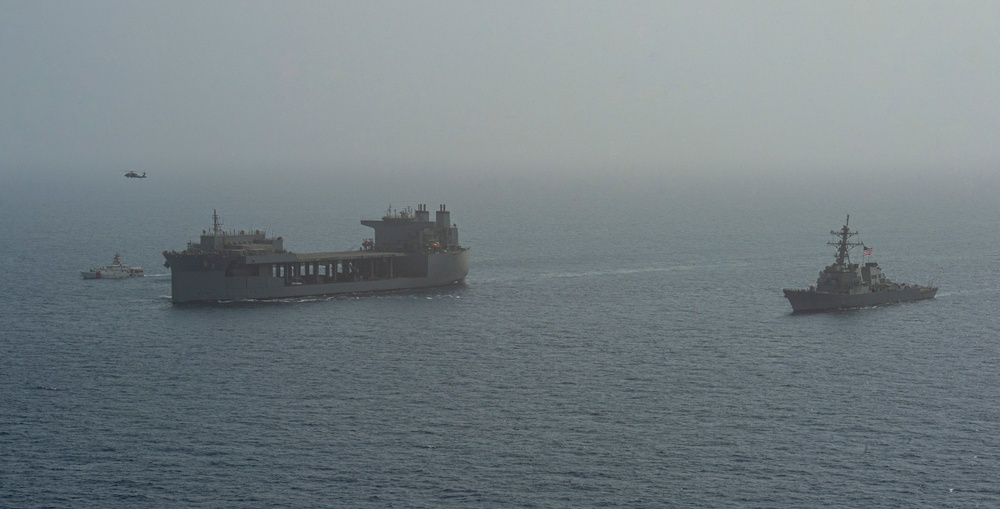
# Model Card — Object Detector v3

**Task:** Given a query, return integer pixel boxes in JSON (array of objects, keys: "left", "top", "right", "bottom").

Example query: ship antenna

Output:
[
  {"left": 212, "top": 209, "right": 222, "bottom": 235},
  {"left": 829, "top": 215, "right": 861, "bottom": 267}
]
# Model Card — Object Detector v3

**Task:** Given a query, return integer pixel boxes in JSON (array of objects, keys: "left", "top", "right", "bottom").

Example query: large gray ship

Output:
[
  {"left": 163, "top": 204, "right": 469, "bottom": 304},
  {"left": 783, "top": 216, "right": 936, "bottom": 313}
]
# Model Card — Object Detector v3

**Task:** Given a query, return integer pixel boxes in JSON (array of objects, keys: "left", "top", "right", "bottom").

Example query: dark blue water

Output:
[{"left": 3, "top": 173, "right": 999, "bottom": 507}]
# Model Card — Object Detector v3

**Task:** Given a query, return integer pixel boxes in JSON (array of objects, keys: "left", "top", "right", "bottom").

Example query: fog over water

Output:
[
  {"left": 5, "top": 5, "right": 1000, "bottom": 507},
  {"left": 2, "top": 1, "right": 998, "bottom": 184}
]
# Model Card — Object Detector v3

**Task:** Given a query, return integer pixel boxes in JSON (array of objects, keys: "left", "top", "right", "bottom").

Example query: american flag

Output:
[{"left": 863, "top": 246, "right": 873, "bottom": 256}]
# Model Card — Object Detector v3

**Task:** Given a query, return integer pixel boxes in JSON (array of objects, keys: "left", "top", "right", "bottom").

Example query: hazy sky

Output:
[{"left": 2, "top": 1, "right": 998, "bottom": 180}]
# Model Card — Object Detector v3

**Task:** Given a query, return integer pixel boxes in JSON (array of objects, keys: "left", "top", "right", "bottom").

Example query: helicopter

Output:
[{"left": 124, "top": 171, "right": 147, "bottom": 179}]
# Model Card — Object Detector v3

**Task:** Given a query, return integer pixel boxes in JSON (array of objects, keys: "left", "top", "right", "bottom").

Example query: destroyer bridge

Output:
[{"left": 163, "top": 205, "right": 470, "bottom": 303}]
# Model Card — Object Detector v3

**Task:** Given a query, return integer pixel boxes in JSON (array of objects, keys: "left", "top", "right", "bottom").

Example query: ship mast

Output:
[
  {"left": 212, "top": 209, "right": 222, "bottom": 235},
  {"left": 829, "top": 214, "right": 862, "bottom": 267}
]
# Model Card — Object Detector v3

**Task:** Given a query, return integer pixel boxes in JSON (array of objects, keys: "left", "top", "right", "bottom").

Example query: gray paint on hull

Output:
[
  {"left": 783, "top": 286, "right": 937, "bottom": 313},
  {"left": 169, "top": 250, "right": 469, "bottom": 303}
]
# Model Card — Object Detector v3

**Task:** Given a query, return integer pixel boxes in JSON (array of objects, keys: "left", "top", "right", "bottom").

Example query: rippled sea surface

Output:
[{"left": 3, "top": 174, "right": 999, "bottom": 508}]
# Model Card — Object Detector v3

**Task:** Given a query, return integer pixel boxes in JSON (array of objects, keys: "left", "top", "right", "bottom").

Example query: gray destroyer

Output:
[
  {"left": 783, "top": 216, "right": 936, "bottom": 313},
  {"left": 163, "top": 204, "right": 469, "bottom": 303}
]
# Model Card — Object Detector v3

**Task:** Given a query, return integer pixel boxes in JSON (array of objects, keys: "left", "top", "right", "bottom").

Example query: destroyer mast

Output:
[{"left": 829, "top": 215, "right": 862, "bottom": 267}]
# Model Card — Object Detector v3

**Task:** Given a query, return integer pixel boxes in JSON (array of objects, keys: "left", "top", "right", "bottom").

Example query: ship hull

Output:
[
  {"left": 166, "top": 249, "right": 469, "bottom": 304},
  {"left": 81, "top": 268, "right": 144, "bottom": 279},
  {"left": 783, "top": 286, "right": 937, "bottom": 313}
]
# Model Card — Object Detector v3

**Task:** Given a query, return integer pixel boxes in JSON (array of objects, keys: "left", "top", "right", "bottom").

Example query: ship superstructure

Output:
[
  {"left": 783, "top": 216, "right": 936, "bottom": 312},
  {"left": 163, "top": 205, "right": 469, "bottom": 303}
]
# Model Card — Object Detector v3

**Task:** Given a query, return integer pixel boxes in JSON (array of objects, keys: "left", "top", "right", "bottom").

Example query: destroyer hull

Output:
[
  {"left": 783, "top": 286, "right": 937, "bottom": 313},
  {"left": 166, "top": 249, "right": 469, "bottom": 304}
]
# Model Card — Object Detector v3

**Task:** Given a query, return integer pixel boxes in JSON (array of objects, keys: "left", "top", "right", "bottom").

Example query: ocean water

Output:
[{"left": 2, "top": 172, "right": 999, "bottom": 508}]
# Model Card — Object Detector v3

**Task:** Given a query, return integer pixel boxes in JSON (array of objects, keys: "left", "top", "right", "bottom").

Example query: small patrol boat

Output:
[{"left": 81, "top": 253, "right": 144, "bottom": 279}]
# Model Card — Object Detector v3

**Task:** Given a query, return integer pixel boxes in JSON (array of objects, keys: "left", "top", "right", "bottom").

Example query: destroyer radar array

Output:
[
  {"left": 783, "top": 216, "right": 936, "bottom": 313},
  {"left": 162, "top": 205, "right": 469, "bottom": 303}
]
